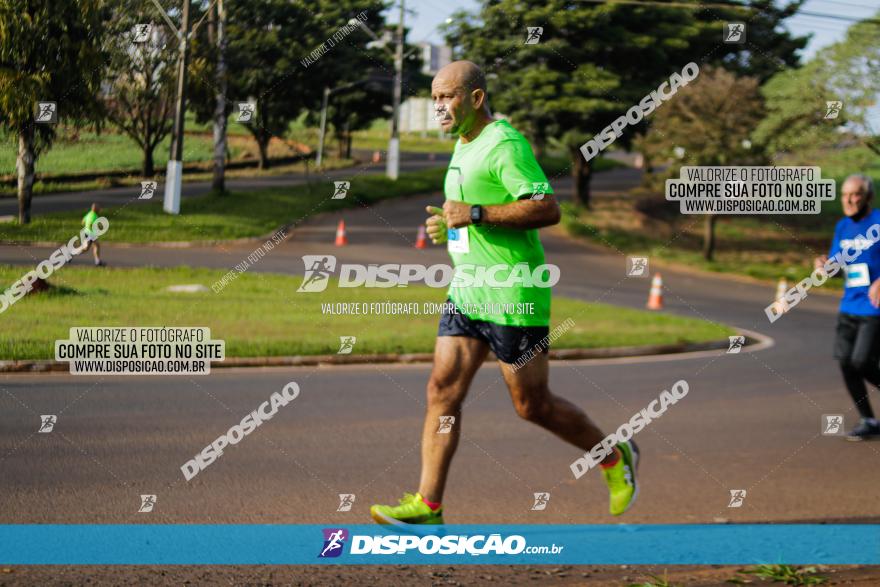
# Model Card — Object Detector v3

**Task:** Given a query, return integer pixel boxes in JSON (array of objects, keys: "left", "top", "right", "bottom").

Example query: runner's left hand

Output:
[{"left": 425, "top": 206, "right": 447, "bottom": 244}]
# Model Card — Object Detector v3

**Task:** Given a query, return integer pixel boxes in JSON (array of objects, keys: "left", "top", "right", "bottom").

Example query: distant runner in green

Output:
[
  {"left": 82, "top": 202, "right": 104, "bottom": 266},
  {"left": 371, "top": 61, "right": 639, "bottom": 527}
]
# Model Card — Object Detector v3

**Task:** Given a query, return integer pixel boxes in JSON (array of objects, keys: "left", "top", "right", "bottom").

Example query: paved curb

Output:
[{"left": 0, "top": 333, "right": 756, "bottom": 374}]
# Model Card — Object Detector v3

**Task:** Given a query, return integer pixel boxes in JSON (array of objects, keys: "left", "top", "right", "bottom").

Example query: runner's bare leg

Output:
[
  {"left": 499, "top": 353, "right": 614, "bottom": 462},
  {"left": 418, "top": 335, "right": 489, "bottom": 503}
]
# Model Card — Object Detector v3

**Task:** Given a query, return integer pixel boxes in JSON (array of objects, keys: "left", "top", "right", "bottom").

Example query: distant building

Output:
[
  {"left": 399, "top": 97, "right": 441, "bottom": 133},
  {"left": 397, "top": 44, "right": 450, "bottom": 133},
  {"left": 419, "top": 43, "right": 452, "bottom": 76}
]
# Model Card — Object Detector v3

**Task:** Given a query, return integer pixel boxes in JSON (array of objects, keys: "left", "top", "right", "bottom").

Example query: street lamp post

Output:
[
  {"left": 386, "top": 0, "right": 404, "bottom": 180},
  {"left": 350, "top": 4, "right": 410, "bottom": 181},
  {"left": 212, "top": 0, "right": 228, "bottom": 193},
  {"left": 163, "top": 0, "right": 191, "bottom": 215},
  {"left": 317, "top": 87, "right": 330, "bottom": 167}
]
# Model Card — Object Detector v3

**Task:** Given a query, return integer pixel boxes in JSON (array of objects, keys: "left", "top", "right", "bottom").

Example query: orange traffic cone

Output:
[
  {"left": 335, "top": 219, "right": 348, "bottom": 246},
  {"left": 771, "top": 278, "right": 789, "bottom": 316},
  {"left": 415, "top": 225, "right": 427, "bottom": 249},
  {"left": 646, "top": 273, "right": 664, "bottom": 310},
  {"left": 372, "top": 150, "right": 381, "bottom": 163}
]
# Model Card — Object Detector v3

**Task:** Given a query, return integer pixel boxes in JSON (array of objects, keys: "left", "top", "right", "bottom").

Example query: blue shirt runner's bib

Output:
[{"left": 829, "top": 209, "right": 880, "bottom": 316}]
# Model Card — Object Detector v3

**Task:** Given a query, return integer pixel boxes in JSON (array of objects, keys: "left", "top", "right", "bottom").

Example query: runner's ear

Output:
[{"left": 471, "top": 88, "right": 484, "bottom": 108}]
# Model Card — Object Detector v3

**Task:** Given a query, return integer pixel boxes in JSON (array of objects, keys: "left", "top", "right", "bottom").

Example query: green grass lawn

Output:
[
  {"left": 352, "top": 129, "right": 455, "bottom": 154},
  {"left": 0, "top": 266, "right": 733, "bottom": 361},
  {"left": 1, "top": 115, "right": 618, "bottom": 188},
  {"left": 0, "top": 130, "right": 240, "bottom": 178},
  {"left": 561, "top": 146, "right": 878, "bottom": 287},
  {"left": 0, "top": 167, "right": 448, "bottom": 243},
  {"left": 1, "top": 154, "right": 613, "bottom": 243},
  {"left": 561, "top": 202, "right": 840, "bottom": 286},
  {"left": 0, "top": 115, "right": 453, "bottom": 187},
  {"left": 0, "top": 157, "right": 355, "bottom": 199}
]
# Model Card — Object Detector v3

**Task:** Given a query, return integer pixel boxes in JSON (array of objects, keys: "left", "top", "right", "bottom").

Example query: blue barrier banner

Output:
[{"left": 1, "top": 524, "right": 877, "bottom": 565}]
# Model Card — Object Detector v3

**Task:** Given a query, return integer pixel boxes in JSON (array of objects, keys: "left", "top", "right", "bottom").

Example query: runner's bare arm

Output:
[
  {"left": 814, "top": 254, "right": 843, "bottom": 278},
  {"left": 440, "top": 198, "right": 560, "bottom": 230}
]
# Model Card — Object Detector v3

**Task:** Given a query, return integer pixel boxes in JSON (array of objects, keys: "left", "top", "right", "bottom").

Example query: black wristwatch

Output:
[{"left": 470, "top": 204, "right": 483, "bottom": 225}]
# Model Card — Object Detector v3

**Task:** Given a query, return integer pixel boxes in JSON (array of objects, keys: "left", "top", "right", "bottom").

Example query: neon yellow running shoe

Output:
[
  {"left": 370, "top": 492, "right": 444, "bottom": 527},
  {"left": 601, "top": 439, "right": 640, "bottom": 516}
]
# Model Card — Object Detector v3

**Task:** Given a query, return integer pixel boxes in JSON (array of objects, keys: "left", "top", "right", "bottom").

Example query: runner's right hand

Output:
[
  {"left": 814, "top": 255, "right": 828, "bottom": 271},
  {"left": 425, "top": 206, "right": 448, "bottom": 245}
]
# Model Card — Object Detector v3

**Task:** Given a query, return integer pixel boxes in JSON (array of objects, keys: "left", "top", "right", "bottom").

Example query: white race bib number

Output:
[
  {"left": 845, "top": 263, "right": 870, "bottom": 288},
  {"left": 447, "top": 227, "right": 470, "bottom": 253}
]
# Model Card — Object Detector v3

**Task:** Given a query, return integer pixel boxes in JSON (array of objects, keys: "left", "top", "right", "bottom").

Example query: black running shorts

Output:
[
  {"left": 437, "top": 298, "right": 550, "bottom": 364},
  {"left": 833, "top": 312, "right": 880, "bottom": 367}
]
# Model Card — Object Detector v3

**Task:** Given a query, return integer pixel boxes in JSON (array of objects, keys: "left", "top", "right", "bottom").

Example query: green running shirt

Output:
[
  {"left": 443, "top": 119, "right": 553, "bottom": 327},
  {"left": 82, "top": 210, "right": 99, "bottom": 235}
]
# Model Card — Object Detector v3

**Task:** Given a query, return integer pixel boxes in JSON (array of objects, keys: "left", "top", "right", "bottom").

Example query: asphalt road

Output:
[{"left": 2, "top": 163, "right": 876, "bottom": 532}]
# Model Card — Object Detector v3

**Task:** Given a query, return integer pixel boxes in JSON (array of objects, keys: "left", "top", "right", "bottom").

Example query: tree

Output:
[
  {"left": 190, "top": 1, "right": 393, "bottom": 171},
  {"left": 208, "top": 0, "right": 228, "bottom": 192},
  {"left": 823, "top": 17, "right": 880, "bottom": 156},
  {"left": 327, "top": 84, "right": 389, "bottom": 159},
  {"left": 635, "top": 67, "right": 766, "bottom": 260},
  {"left": 188, "top": 0, "right": 316, "bottom": 170},
  {"left": 103, "top": 1, "right": 178, "bottom": 177},
  {"left": 189, "top": 0, "right": 232, "bottom": 188},
  {"left": 308, "top": 39, "right": 428, "bottom": 161},
  {"left": 0, "top": 0, "right": 105, "bottom": 224},
  {"left": 751, "top": 61, "right": 836, "bottom": 164},
  {"left": 442, "top": 0, "right": 807, "bottom": 207},
  {"left": 301, "top": 1, "right": 395, "bottom": 162},
  {"left": 754, "top": 14, "right": 880, "bottom": 161}
]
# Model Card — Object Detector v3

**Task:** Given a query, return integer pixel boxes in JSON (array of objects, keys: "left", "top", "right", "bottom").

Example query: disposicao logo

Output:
[{"left": 319, "top": 528, "right": 349, "bottom": 558}]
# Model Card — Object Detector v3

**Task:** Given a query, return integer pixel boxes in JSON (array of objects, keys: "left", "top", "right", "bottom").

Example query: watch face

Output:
[{"left": 471, "top": 206, "right": 481, "bottom": 223}]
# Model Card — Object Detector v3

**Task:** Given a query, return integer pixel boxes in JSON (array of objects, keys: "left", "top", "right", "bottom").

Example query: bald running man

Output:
[{"left": 370, "top": 61, "right": 639, "bottom": 526}]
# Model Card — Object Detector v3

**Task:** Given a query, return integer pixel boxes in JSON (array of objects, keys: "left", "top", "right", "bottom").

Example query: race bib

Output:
[
  {"left": 845, "top": 263, "right": 870, "bottom": 288},
  {"left": 447, "top": 227, "right": 470, "bottom": 253}
]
